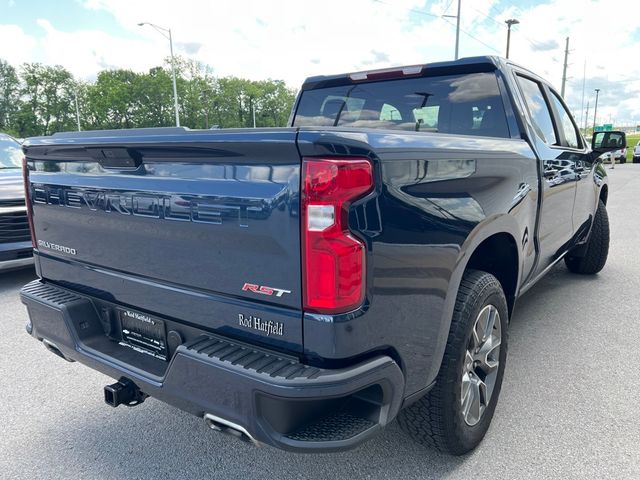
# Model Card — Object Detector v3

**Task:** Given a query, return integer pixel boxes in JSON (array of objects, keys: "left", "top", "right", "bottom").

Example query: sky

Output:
[{"left": 1, "top": 0, "right": 639, "bottom": 126}]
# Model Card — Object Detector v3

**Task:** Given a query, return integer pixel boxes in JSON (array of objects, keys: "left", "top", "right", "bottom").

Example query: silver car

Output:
[{"left": 0, "top": 134, "right": 34, "bottom": 271}]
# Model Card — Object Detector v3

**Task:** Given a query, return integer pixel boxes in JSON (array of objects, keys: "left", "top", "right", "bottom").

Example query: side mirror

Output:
[{"left": 591, "top": 131, "right": 627, "bottom": 154}]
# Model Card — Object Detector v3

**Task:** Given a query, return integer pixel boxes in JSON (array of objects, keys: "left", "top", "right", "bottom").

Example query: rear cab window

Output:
[{"left": 294, "top": 72, "right": 511, "bottom": 138}]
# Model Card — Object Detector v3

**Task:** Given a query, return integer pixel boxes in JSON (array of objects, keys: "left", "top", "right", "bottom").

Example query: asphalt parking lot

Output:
[{"left": 1, "top": 166, "right": 639, "bottom": 480}]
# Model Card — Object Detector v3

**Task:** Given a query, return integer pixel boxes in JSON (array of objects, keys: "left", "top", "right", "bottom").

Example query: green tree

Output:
[
  {"left": 0, "top": 59, "right": 20, "bottom": 134},
  {"left": 0, "top": 56, "right": 297, "bottom": 137},
  {"left": 212, "top": 76, "right": 247, "bottom": 128},
  {"left": 85, "top": 69, "right": 142, "bottom": 129},
  {"left": 136, "top": 67, "right": 174, "bottom": 127},
  {"left": 172, "top": 57, "right": 216, "bottom": 128},
  {"left": 252, "top": 79, "right": 296, "bottom": 127},
  {"left": 18, "top": 63, "right": 76, "bottom": 136}
]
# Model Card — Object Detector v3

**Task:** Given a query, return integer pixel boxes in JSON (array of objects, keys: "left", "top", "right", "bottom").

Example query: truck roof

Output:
[
  {"left": 300, "top": 55, "right": 549, "bottom": 91},
  {"left": 301, "top": 56, "right": 507, "bottom": 90}
]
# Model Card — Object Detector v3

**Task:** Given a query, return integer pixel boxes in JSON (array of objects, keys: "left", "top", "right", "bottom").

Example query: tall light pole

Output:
[
  {"left": 505, "top": 19, "right": 519, "bottom": 59},
  {"left": 454, "top": 0, "right": 461, "bottom": 60},
  {"left": 593, "top": 88, "right": 600, "bottom": 134},
  {"left": 584, "top": 100, "right": 589, "bottom": 133},
  {"left": 138, "top": 22, "right": 180, "bottom": 127},
  {"left": 443, "top": 0, "right": 461, "bottom": 60},
  {"left": 560, "top": 37, "right": 570, "bottom": 97},
  {"left": 74, "top": 88, "right": 81, "bottom": 131},
  {"left": 579, "top": 59, "right": 586, "bottom": 128}
]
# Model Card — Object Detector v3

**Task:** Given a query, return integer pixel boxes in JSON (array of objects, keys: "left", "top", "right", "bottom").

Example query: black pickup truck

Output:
[{"left": 20, "top": 56, "right": 625, "bottom": 455}]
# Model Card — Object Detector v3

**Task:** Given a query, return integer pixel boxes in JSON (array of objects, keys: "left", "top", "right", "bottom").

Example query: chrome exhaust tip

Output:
[{"left": 204, "top": 413, "right": 260, "bottom": 446}]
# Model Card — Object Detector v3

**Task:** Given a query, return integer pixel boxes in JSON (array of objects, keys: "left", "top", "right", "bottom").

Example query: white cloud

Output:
[
  {"left": 3, "top": 0, "right": 640, "bottom": 124},
  {"left": 452, "top": 0, "right": 640, "bottom": 124},
  {"left": 0, "top": 24, "right": 38, "bottom": 66},
  {"left": 29, "top": 18, "right": 163, "bottom": 80}
]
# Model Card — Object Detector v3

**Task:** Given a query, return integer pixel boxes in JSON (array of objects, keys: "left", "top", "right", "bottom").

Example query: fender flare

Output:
[{"left": 421, "top": 214, "right": 523, "bottom": 387}]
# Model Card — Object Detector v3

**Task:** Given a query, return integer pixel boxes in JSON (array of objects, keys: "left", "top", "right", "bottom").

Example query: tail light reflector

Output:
[{"left": 302, "top": 157, "right": 373, "bottom": 314}]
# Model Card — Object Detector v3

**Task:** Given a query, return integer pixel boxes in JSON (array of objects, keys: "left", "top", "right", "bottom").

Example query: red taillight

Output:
[
  {"left": 302, "top": 157, "right": 373, "bottom": 314},
  {"left": 22, "top": 156, "right": 36, "bottom": 248}
]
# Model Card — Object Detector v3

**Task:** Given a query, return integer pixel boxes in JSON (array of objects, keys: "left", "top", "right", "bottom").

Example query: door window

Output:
[
  {"left": 550, "top": 92, "right": 580, "bottom": 148},
  {"left": 517, "top": 76, "right": 557, "bottom": 145}
]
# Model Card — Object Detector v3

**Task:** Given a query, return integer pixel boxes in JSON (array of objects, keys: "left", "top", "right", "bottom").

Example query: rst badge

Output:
[{"left": 242, "top": 283, "right": 291, "bottom": 297}]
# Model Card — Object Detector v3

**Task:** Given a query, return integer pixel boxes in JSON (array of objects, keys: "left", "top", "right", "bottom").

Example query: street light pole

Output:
[
  {"left": 167, "top": 28, "right": 180, "bottom": 127},
  {"left": 442, "top": 0, "right": 462, "bottom": 60},
  {"left": 454, "top": 0, "right": 461, "bottom": 60},
  {"left": 138, "top": 22, "right": 180, "bottom": 127},
  {"left": 579, "top": 59, "right": 586, "bottom": 128},
  {"left": 584, "top": 100, "right": 589, "bottom": 133},
  {"left": 74, "top": 88, "right": 81, "bottom": 131},
  {"left": 593, "top": 88, "right": 600, "bottom": 134},
  {"left": 505, "top": 19, "right": 519, "bottom": 59},
  {"left": 560, "top": 36, "right": 570, "bottom": 97}
]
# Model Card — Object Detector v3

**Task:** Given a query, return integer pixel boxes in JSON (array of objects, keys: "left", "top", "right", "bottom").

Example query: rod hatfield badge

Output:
[{"left": 238, "top": 314, "right": 283, "bottom": 336}]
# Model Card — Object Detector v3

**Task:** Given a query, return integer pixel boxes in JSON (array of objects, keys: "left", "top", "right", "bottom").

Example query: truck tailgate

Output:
[{"left": 24, "top": 129, "right": 303, "bottom": 351}]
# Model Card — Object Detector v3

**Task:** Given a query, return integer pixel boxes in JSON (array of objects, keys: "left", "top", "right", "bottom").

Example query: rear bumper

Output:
[{"left": 20, "top": 280, "right": 405, "bottom": 452}]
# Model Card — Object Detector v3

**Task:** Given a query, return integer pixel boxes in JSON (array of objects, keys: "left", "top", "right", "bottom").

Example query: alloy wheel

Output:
[{"left": 460, "top": 304, "right": 502, "bottom": 426}]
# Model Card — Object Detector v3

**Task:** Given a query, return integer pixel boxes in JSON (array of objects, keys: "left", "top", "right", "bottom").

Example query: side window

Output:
[
  {"left": 413, "top": 105, "right": 439, "bottom": 130},
  {"left": 517, "top": 76, "right": 557, "bottom": 145},
  {"left": 380, "top": 103, "right": 401, "bottom": 121},
  {"left": 550, "top": 91, "right": 580, "bottom": 148},
  {"left": 319, "top": 96, "right": 366, "bottom": 125}
]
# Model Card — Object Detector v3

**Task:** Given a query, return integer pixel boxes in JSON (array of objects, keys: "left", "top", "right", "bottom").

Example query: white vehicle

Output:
[
  {"left": 633, "top": 141, "right": 640, "bottom": 163},
  {"left": 600, "top": 147, "right": 626, "bottom": 164}
]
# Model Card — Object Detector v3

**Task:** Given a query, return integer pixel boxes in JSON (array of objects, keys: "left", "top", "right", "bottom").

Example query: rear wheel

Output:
[
  {"left": 397, "top": 270, "right": 508, "bottom": 455},
  {"left": 565, "top": 199, "right": 609, "bottom": 274}
]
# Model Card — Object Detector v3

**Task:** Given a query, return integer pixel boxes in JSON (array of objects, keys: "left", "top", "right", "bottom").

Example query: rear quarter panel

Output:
[{"left": 298, "top": 128, "right": 538, "bottom": 394}]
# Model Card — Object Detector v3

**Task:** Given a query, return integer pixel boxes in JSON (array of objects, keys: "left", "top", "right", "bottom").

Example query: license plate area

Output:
[{"left": 118, "top": 308, "right": 168, "bottom": 361}]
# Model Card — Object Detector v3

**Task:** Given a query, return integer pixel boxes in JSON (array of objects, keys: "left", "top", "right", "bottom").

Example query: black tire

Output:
[
  {"left": 397, "top": 270, "right": 508, "bottom": 455},
  {"left": 565, "top": 199, "right": 609, "bottom": 274},
  {"left": 619, "top": 157, "right": 626, "bottom": 164}
]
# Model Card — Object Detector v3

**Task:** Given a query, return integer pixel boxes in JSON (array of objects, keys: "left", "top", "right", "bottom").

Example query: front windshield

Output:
[{"left": 0, "top": 136, "right": 22, "bottom": 169}]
